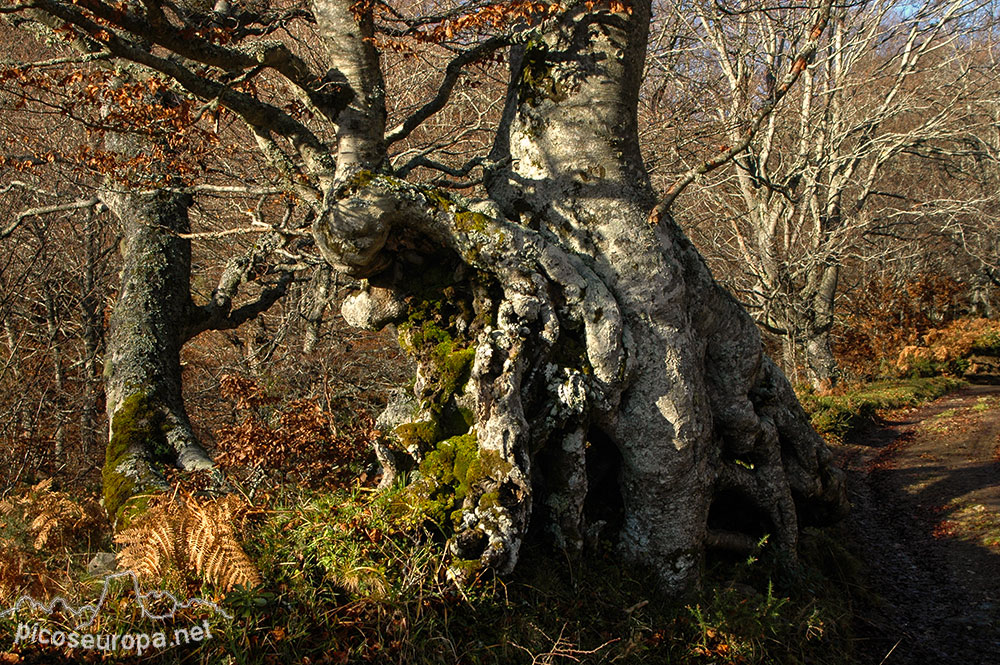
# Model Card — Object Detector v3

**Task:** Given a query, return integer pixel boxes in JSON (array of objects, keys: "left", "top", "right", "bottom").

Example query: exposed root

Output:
[{"left": 328, "top": 175, "right": 848, "bottom": 589}]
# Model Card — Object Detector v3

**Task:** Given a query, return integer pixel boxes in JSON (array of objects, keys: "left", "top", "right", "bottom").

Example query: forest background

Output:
[{"left": 1, "top": 0, "right": 1000, "bottom": 661}]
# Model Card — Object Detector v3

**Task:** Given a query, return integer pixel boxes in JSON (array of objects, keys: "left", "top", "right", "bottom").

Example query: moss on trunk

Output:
[{"left": 103, "top": 389, "right": 172, "bottom": 528}]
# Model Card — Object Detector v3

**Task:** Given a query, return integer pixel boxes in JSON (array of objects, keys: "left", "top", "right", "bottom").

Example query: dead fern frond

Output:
[
  {"left": 3, "top": 478, "right": 105, "bottom": 551},
  {"left": 115, "top": 494, "right": 262, "bottom": 591},
  {"left": 114, "top": 499, "right": 180, "bottom": 581},
  {"left": 183, "top": 495, "right": 261, "bottom": 589},
  {"left": 0, "top": 538, "right": 54, "bottom": 601},
  {"left": 0, "top": 540, "right": 28, "bottom": 600}
]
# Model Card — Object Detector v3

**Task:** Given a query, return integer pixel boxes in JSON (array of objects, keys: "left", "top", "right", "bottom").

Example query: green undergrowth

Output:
[
  {"left": 2, "top": 482, "right": 861, "bottom": 664},
  {"left": 799, "top": 376, "right": 967, "bottom": 440},
  {"left": 228, "top": 496, "right": 859, "bottom": 665},
  {"left": 181, "top": 489, "right": 860, "bottom": 664}
]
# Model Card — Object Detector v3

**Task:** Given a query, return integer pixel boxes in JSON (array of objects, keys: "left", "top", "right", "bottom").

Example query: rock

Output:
[
  {"left": 86, "top": 552, "right": 118, "bottom": 577},
  {"left": 341, "top": 285, "right": 406, "bottom": 330},
  {"left": 375, "top": 389, "right": 419, "bottom": 432}
]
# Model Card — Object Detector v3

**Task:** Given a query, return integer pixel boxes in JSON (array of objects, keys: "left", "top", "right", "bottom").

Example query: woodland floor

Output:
[{"left": 841, "top": 383, "right": 1000, "bottom": 664}]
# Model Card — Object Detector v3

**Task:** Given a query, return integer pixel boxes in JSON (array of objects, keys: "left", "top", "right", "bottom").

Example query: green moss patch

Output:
[
  {"left": 454, "top": 210, "right": 489, "bottom": 234},
  {"left": 398, "top": 319, "right": 452, "bottom": 354},
  {"left": 104, "top": 390, "right": 171, "bottom": 527},
  {"left": 430, "top": 342, "right": 475, "bottom": 403},
  {"left": 395, "top": 419, "right": 441, "bottom": 452},
  {"left": 403, "top": 433, "right": 513, "bottom": 532},
  {"left": 394, "top": 281, "right": 477, "bottom": 453},
  {"left": 408, "top": 433, "right": 479, "bottom": 528},
  {"left": 422, "top": 187, "right": 454, "bottom": 212}
]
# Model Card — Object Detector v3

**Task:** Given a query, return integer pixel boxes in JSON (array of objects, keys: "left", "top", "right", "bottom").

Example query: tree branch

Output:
[
  {"left": 0, "top": 50, "right": 112, "bottom": 68},
  {"left": 1, "top": 197, "right": 100, "bottom": 240},
  {"left": 650, "top": 0, "right": 835, "bottom": 221},
  {"left": 25, "top": 0, "right": 339, "bottom": 184},
  {"left": 384, "top": 36, "right": 508, "bottom": 146},
  {"left": 58, "top": 0, "right": 349, "bottom": 120},
  {"left": 184, "top": 231, "right": 296, "bottom": 340}
]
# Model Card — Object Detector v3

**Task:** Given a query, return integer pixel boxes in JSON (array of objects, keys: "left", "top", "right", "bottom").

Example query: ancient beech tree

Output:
[{"left": 4, "top": 0, "right": 849, "bottom": 591}]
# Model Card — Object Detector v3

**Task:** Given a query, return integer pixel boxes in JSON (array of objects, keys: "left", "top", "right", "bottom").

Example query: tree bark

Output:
[
  {"left": 318, "top": 1, "right": 849, "bottom": 593},
  {"left": 804, "top": 263, "right": 840, "bottom": 390},
  {"left": 99, "top": 187, "right": 214, "bottom": 527},
  {"left": 43, "top": 284, "right": 67, "bottom": 462},
  {"left": 803, "top": 330, "right": 838, "bottom": 392},
  {"left": 78, "top": 215, "right": 105, "bottom": 466}
]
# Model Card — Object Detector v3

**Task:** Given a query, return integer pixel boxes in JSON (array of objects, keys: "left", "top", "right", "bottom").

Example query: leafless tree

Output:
[{"left": 646, "top": 0, "right": 991, "bottom": 388}]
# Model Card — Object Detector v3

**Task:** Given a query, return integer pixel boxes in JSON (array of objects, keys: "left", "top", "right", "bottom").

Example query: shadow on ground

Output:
[{"left": 839, "top": 385, "right": 1000, "bottom": 664}]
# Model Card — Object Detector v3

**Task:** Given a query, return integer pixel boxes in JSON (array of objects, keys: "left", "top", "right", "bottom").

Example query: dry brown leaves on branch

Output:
[
  {"left": 367, "top": 0, "right": 629, "bottom": 50},
  {"left": 114, "top": 494, "right": 262, "bottom": 591},
  {"left": 0, "top": 67, "right": 222, "bottom": 185},
  {"left": 214, "top": 374, "right": 379, "bottom": 486}
]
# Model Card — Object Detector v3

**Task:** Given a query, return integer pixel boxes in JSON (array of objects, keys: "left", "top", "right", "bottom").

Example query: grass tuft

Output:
[{"left": 0, "top": 480, "right": 862, "bottom": 664}]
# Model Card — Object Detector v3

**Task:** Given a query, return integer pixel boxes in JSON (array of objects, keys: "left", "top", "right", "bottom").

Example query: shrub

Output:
[
  {"left": 835, "top": 273, "right": 969, "bottom": 380},
  {"left": 895, "top": 318, "right": 1000, "bottom": 377}
]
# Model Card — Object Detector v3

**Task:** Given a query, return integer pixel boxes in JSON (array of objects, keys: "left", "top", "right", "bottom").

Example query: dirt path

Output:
[{"left": 841, "top": 384, "right": 1000, "bottom": 664}]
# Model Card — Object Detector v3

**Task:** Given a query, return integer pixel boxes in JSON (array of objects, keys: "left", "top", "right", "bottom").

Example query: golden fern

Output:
[
  {"left": 183, "top": 495, "right": 261, "bottom": 589},
  {"left": 114, "top": 499, "right": 180, "bottom": 580},
  {"left": 2, "top": 478, "right": 104, "bottom": 550},
  {"left": 115, "top": 494, "right": 262, "bottom": 591}
]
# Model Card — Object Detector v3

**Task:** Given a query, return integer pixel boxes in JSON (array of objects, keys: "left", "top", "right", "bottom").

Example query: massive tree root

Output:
[{"left": 320, "top": 167, "right": 848, "bottom": 591}]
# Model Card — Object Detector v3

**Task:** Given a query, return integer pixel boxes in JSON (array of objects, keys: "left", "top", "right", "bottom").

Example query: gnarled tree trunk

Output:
[
  {"left": 315, "top": 0, "right": 848, "bottom": 593},
  {"left": 23, "top": 0, "right": 848, "bottom": 591}
]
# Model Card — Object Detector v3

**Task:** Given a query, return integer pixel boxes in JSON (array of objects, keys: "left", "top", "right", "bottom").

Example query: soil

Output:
[{"left": 840, "top": 384, "right": 1000, "bottom": 664}]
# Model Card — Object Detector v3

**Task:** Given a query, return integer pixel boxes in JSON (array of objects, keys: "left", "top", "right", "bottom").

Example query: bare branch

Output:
[
  {"left": 0, "top": 50, "right": 111, "bottom": 68},
  {"left": 185, "top": 231, "right": 297, "bottom": 340},
  {"left": 1, "top": 197, "right": 100, "bottom": 240},
  {"left": 650, "top": 0, "right": 835, "bottom": 220},
  {"left": 24, "top": 0, "right": 338, "bottom": 184},
  {"left": 162, "top": 184, "right": 286, "bottom": 196},
  {"left": 384, "top": 36, "right": 507, "bottom": 146}
]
